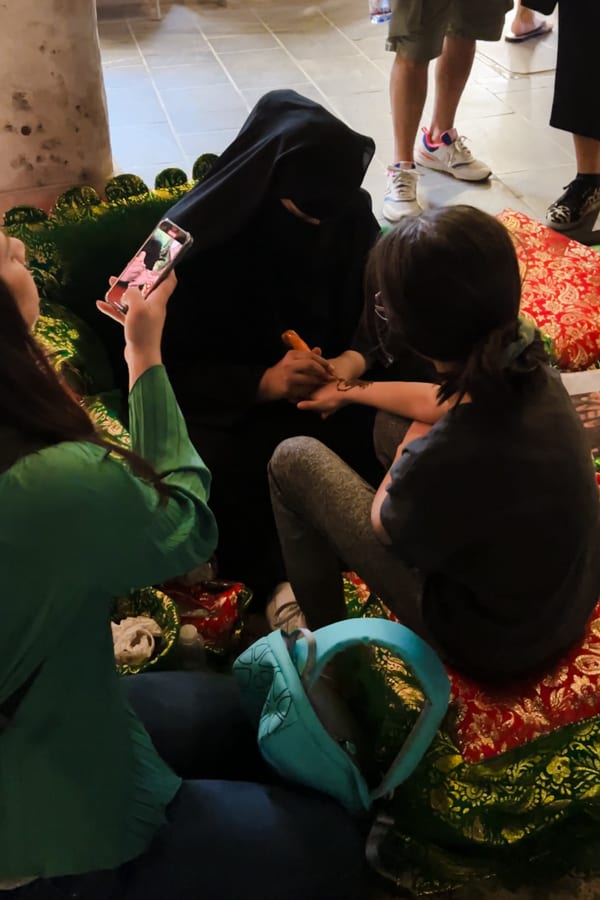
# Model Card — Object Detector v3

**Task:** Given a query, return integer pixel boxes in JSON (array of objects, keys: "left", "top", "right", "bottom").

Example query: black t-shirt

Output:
[{"left": 380, "top": 368, "right": 600, "bottom": 681}]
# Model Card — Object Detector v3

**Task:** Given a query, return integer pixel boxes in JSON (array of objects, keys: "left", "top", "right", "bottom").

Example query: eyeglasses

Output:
[
  {"left": 373, "top": 291, "right": 394, "bottom": 364},
  {"left": 374, "top": 291, "right": 388, "bottom": 322}
]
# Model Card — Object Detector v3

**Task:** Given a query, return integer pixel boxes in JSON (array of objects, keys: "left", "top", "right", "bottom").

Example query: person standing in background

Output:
[
  {"left": 528, "top": 0, "right": 600, "bottom": 231},
  {"left": 506, "top": 0, "right": 551, "bottom": 42},
  {"left": 382, "top": 0, "right": 513, "bottom": 223}
]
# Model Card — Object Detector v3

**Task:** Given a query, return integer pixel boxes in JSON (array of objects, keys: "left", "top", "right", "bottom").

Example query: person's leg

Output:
[
  {"left": 508, "top": 0, "right": 550, "bottom": 39},
  {"left": 383, "top": 1, "right": 446, "bottom": 221},
  {"left": 390, "top": 54, "right": 428, "bottom": 164},
  {"left": 187, "top": 404, "right": 380, "bottom": 603},
  {"left": 546, "top": 1, "right": 600, "bottom": 229},
  {"left": 373, "top": 410, "right": 411, "bottom": 470},
  {"left": 123, "top": 671, "right": 269, "bottom": 782},
  {"left": 416, "top": 0, "right": 511, "bottom": 180},
  {"left": 268, "top": 436, "right": 424, "bottom": 634},
  {"left": 123, "top": 780, "right": 368, "bottom": 900},
  {"left": 574, "top": 134, "right": 600, "bottom": 175},
  {"left": 428, "top": 34, "right": 475, "bottom": 140},
  {"left": 546, "top": 135, "right": 600, "bottom": 230}
]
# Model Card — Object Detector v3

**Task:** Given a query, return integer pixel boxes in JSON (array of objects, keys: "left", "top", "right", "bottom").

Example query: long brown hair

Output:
[{"left": 0, "top": 278, "right": 164, "bottom": 490}]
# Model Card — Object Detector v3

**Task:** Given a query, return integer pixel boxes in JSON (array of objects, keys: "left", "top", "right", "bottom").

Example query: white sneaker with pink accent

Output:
[{"left": 415, "top": 127, "right": 491, "bottom": 182}]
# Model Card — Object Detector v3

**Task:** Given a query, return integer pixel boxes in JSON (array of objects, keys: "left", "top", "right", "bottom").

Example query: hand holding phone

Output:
[
  {"left": 105, "top": 218, "right": 193, "bottom": 313},
  {"left": 98, "top": 272, "right": 178, "bottom": 388}
]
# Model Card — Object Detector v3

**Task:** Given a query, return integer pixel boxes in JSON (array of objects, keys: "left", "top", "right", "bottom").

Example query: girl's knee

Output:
[{"left": 269, "top": 436, "right": 325, "bottom": 484}]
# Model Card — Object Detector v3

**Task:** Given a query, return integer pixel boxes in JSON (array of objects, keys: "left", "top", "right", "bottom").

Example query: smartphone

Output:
[{"left": 105, "top": 218, "right": 193, "bottom": 312}]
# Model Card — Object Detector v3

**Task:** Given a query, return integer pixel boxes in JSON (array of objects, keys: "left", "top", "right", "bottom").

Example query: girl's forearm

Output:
[{"left": 336, "top": 380, "right": 448, "bottom": 424}]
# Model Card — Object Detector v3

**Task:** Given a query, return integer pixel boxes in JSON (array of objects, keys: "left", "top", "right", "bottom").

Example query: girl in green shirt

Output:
[{"left": 0, "top": 231, "right": 366, "bottom": 899}]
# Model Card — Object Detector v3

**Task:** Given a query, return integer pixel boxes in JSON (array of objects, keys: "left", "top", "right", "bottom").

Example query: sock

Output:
[{"left": 575, "top": 173, "right": 600, "bottom": 187}]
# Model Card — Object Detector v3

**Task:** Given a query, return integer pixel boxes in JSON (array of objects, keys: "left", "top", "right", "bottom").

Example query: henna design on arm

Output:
[{"left": 335, "top": 378, "right": 373, "bottom": 392}]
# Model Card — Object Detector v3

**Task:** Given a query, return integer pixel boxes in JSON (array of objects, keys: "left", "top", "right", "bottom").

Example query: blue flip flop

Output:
[{"left": 505, "top": 21, "right": 553, "bottom": 42}]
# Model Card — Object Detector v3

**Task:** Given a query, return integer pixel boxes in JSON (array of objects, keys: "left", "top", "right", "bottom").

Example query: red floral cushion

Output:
[
  {"left": 497, "top": 209, "right": 600, "bottom": 371},
  {"left": 344, "top": 573, "right": 600, "bottom": 763},
  {"left": 446, "top": 599, "right": 600, "bottom": 762}
]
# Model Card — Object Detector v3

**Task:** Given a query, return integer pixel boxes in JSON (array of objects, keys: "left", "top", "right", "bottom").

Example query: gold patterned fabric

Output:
[
  {"left": 342, "top": 575, "right": 600, "bottom": 894},
  {"left": 498, "top": 209, "right": 600, "bottom": 371},
  {"left": 34, "top": 300, "right": 114, "bottom": 396}
]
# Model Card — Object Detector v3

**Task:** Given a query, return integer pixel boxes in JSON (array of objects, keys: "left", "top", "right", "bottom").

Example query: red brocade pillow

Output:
[
  {"left": 344, "top": 573, "right": 600, "bottom": 764},
  {"left": 446, "top": 598, "right": 600, "bottom": 763},
  {"left": 497, "top": 210, "right": 600, "bottom": 371}
]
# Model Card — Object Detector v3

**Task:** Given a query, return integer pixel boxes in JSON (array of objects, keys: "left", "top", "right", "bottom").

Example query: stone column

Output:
[{"left": 0, "top": 0, "right": 113, "bottom": 213}]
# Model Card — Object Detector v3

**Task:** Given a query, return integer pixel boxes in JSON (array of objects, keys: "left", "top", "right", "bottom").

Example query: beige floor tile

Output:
[
  {"left": 132, "top": 31, "right": 209, "bottom": 55},
  {"left": 150, "top": 58, "right": 230, "bottom": 89},
  {"left": 110, "top": 122, "right": 184, "bottom": 167},
  {"left": 178, "top": 129, "right": 241, "bottom": 157},
  {"left": 102, "top": 65, "right": 149, "bottom": 88},
  {"left": 455, "top": 112, "right": 573, "bottom": 176},
  {"left": 254, "top": 5, "right": 328, "bottom": 32},
  {"left": 299, "top": 55, "right": 387, "bottom": 95},
  {"left": 106, "top": 82, "right": 166, "bottom": 127},
  {"left": 160, "top": 83, "right": 248, "bottom": 130},
  {"left": 418, "top": 170, "right": 537, "bottom": 218},
  {"left": 501, "top": 165, "right": 577, "bottom": 220},
  {"left": 129, "top": 3, "right": 209, "bottom": 32},
  {"left": 477, "top": 33, "right": 557, "bottom": 76},
  {"left": 326, "top": 90, "right": 391, "bottom": 143},
  {"left": 208, "top": 32, "right": 279, "bottom": 51},
  {"left": 217, "top": 48, "right": 307, "bottom": 89},
  {"left": 192, "top": 10, "right": 266, "bottom": 36},
  {"left": 455, "top": 82, "right": 514, "bottom": 121},
  {"left": 352, "top": 34, "right": 390, "bottom": 61},
  {"left": 275, "top": 27, "right": 359, "bottom": 59}
]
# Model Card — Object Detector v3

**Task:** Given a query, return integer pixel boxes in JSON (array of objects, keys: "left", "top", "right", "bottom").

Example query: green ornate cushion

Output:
[
  {"left": 4, "top": 159, "right": 218, "bottom": 386},
  {"left": 34, "top": 300, "right": 115, "bottom": 396},
  {"left": 341, "top": 574, "right": 600, "bottom": 895}
]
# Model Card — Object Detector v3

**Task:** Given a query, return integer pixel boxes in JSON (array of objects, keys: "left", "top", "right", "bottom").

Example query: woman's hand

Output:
[
  {"left": 326, "top": 350, "right": 367, "bottom": 381},
  {"left": 258, "top": 349, "right": 335, "bottom": 403},
  {"left": 296, "top": 380, "right": 351, "bottom": 418},
  {"left": 97, "top": 272, "right": 177, "bottom": 388}
]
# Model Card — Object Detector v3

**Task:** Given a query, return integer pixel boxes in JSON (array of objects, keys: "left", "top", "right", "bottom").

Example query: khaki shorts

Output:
[{"left": 387, "top": 0, "right": 513, "bottom": 61}]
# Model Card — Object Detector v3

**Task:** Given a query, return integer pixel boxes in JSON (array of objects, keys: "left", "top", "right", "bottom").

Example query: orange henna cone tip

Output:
[{"left": 282, "top": 329, "right": 311, "bottom": 352}]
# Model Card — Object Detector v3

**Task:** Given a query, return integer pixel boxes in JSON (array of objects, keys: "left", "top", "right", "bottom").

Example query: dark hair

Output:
[
  {"left": 143, "top": 236, "right": 163, "bottom": 270},
  {"left": 370, "top": 205, "right": 547, "bottom": 405},
  {"left": 0, "top": 278, "right": 165, "bottom": 493}
]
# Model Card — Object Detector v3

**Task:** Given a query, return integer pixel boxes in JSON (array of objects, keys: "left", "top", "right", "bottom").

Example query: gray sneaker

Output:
[{"left": 382, "top": 164, "right": 422, "bottom": 222}]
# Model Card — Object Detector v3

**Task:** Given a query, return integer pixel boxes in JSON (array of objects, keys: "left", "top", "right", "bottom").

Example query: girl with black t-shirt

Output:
[{"left": 268, "top": 205, "right": 600, "bottom": 681}]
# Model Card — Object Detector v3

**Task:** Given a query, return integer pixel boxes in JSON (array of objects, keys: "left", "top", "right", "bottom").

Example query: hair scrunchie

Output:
[{"left": 501, "top": 318, "right": 537, "bottom": 367}]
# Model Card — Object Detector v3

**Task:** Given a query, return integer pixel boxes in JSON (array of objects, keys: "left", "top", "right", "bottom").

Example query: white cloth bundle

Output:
[{"left": 112, "top": 616, "right": 162, "bottom": 666}]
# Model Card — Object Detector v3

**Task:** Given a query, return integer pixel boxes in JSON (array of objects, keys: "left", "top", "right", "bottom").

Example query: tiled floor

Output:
[{"left": 98, "top": 0, "right": 574, "bottom": 228}]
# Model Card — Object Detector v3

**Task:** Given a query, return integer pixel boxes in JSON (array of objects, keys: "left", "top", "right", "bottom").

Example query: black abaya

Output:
[{"left": 161, "top": 91, "right": 382, "bottom": 598}]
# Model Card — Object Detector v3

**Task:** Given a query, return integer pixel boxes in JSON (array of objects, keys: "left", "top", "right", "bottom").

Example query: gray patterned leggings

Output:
[{"left": 268, "top": 433, "right": 426, "bottom": 634}]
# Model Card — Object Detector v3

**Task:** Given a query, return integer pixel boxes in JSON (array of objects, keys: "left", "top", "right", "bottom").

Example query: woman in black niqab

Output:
[{"left": 162, "top": 90, "right": 382, "bottom": 600}]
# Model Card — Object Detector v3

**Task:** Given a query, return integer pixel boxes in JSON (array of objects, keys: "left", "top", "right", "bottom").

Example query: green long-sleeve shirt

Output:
[{"left": 0, "top": 365, "right": 218, "bottom": 881}]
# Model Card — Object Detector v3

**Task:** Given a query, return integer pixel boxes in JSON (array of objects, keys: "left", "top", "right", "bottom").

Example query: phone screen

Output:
[{"left": 106, "top": 219, "right": 191, "bottom": 307}]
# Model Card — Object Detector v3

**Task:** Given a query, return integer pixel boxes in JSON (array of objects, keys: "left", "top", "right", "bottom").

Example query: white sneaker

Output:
[
  {"left": 265, "top": 582, "right": 307, "bottom": 633},
  {"left": 382, "top": 164, "right": 422, "bottom": 222},
  {"left": 415, "top": 127, "right": 491, "bottom": 182}
]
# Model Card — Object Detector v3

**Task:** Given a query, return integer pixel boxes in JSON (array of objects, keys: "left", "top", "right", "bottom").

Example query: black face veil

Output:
[{"left": 167, "top": 89, "right": 376, "bottom": 254}]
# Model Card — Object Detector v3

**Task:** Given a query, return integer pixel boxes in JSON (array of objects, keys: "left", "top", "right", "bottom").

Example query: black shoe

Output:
[{"left": 546, "top": 178, "right": 600, "bottom": 231}]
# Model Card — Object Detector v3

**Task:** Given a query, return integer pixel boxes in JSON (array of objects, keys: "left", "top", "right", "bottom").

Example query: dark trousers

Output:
[{"left": 10, "top": 672, "right": 367, "bottom": 900}]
